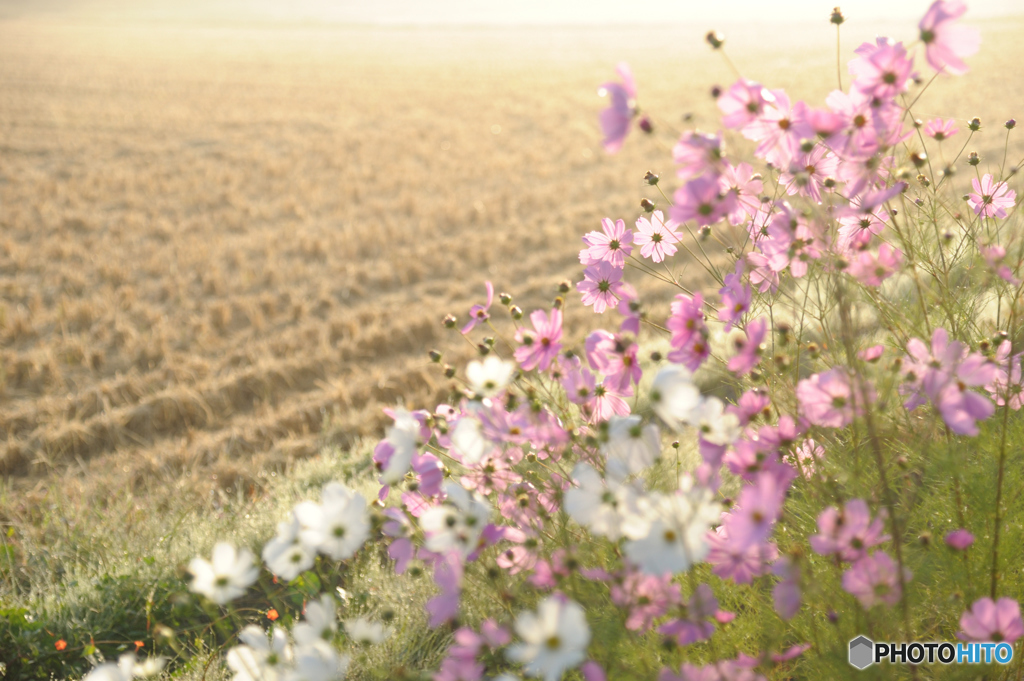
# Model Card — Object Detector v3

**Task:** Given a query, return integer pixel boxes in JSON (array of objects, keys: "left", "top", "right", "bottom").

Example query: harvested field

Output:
[{"left": 1, "top": 14, "right": 1023, "bottom": 509}]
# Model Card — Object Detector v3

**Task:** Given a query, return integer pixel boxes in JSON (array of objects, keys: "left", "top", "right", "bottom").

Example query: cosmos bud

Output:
[
  {"left": 644, "top": 170, "right": 659, "bottom": 185},
  {"left": 830, "top": 7, "right": 845, "bottom": 24},
  {"left": 442, "top": 314, "right": 457, "bottom": 329},
  {"left": 967, "top": 151, "right": 980, "bottom": 166},
  {"left": 968, "top": 117, "right": 981, "bottom": 131},
  {"left": 428, "top": 349, "right": 442, "bottom": 363},
  {"left": 705, "top": 31, "right": 725, "bottom": 49},
  {"left": 1006, "top": 119, "right": 1017, "bottom": 130},
  {"left": 499, "top": 292, "right": 513, "bottom": 305},
  {"left": 638, "top": 115, "right": 653, "bottom": 134},
  {"left": 640, "top": 198, "right": 656, "bottom": 212}
]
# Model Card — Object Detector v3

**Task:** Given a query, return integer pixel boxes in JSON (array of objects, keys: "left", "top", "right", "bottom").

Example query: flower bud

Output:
[
  {"left": 1007, "top": 119, "right": 1017, "bottom": 130},
  {"left": 428, "top": 349, "right": 442, "bottom": 363},
  {"left": 799, "top": 138, "right": 815, "bottom": 153},
  {"left": 806, "top": 342, "right": 820, "bottom": 359},
  {"left": 638, "top": 115, "right": 653, "bottom": 134},
  {"left": 644, "top": 170, "right": 660, "bottom": 186},
  {"left": 552, "top": 296, "right": 564, "bottom": 309},
  {"left": 910, "top": 151, "right": 927, "bottom": 168},
  {"left": 477, "top": 343, "right": 490, "bottom": 356},
  {"left": 705, "top": 31, "right": 725, "bottom": 49},
  {"left": 443, "top": 314, "right": 457, "bottom": 329},
  {"left": 443, "top": 364, "right": 456, "bottom": 379},
  {"left": 823, "top": 177, "right": 837, "bottom": 188},
  {"left": 914, "top": 198, "right": 924, "bottom": 206},
  {"left": 484, "top": 336, "right": 495, "bottom": 346},
  {"left": 510, "top": 305, "right": 523, "bottom": 320},
  {"left": 640, "top": 198, "right": 656, "bottom": 212},
  {"left": 650, "top": 350, "right": 662, "bottom": 362},
  {"left": 499, "top": 292, "right": 513, "bottom": 305},
  {"left": 968, "top": 117, "right": 981, "bottom": 131},
  {"left": 699, "top": 225, "right": 711, "bottom": 240},
  {"left": 710, "top": 84, "right": 722, "bottom": 98},
  {"left": 917, "top": 174, "right": 930, "bottom": 187},
  {"left": 913, "top": 118, "right": 924, "bottom": 128},
  {"left": 830, "top": 7, "right": 845, "bottom": 24},
  {"left": 967, "top": 151, "right": 980, "bottom": 166},
  {"left": 942, "top": 164, "right": 956, "bottom": 178},
  {"left": 558, "top": 279, "right": 571, "bottom": 294}
]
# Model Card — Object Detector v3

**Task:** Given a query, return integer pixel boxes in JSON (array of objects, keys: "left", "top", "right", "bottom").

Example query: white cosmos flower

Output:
[
  {"left": 419, "top": 482, "right": 492, "bottom": 558},
  {"left": 289, "top": 639, "right": 349, "bottom": 681},
  {"left": 293, "top": 594, "right": 338, "bottom": 647},
  {"left": 650, "top": 365, "right": 702, "bottom": 431},
  {"left": 506, "top": 596, "right": 590, "bottom": 681},
  {"left": 344, "top": 616, "right": 391, "bottom": 645},
  {"left": 451, "top": 415, "right": 492, "bottom": 464},
  {"left": 188, "top": 542, "right": 259, "bottom": 604},
  {"left": 602, "top": 415, "right": 661, "bottom": 479},
  {"left": 624, "top": 479, "right": 721, "bottom": 575},
  {"left": 563, "top": 462, "right": 649, "bottom": 541},
  {"left": 692, "top": 396, "right": 741, "bottom": 445},
  {"left": 262, "top": 515, "right": 316, "bottom": 582},
  {"left": 227, "top": 625, "right": 293, "bottom": 681},
  {"left": 467, "top": 356, "right": 516, "bottom": 398},
  {"left": 294, "top": 482, "right": 370, "bottom": 561},
  {"left": 381, "top": 408, "right": 421, "bottom": 485},
  {"left": 82, "top": 654, "right": 136, "bottom": 681}
]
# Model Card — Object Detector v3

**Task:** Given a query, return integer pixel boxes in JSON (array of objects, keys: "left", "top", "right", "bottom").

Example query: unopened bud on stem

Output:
[
  {"left": 644, "top": 171, "right": 659, "bottom": 186},
  {"left": 830, "top": 7, "right": 845, "bottom": 24},
  {"left": 640, "top": 198, "right": 656, "bottom": 213},
  {"left": 705, "top": 31, "right": 725, "bottom": 49}
]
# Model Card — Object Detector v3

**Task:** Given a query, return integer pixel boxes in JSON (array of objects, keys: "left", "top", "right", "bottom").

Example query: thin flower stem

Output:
[
  {"left": 990, "top": 305, "right": 1017, "bottom": 599},
  {"left": 836, "top": 24, "right": 843, "bottom": 91}
]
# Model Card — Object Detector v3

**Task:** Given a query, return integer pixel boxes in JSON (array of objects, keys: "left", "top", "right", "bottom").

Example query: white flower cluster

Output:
[
  {"left": 650, "top": 365, "right": 741, "bottom": 443},
  {"left": 82, "top": 654, "right": 165, "bottom": 681},
  {"left": 225, "top": 594, "right": 389, "bottom": 681}
]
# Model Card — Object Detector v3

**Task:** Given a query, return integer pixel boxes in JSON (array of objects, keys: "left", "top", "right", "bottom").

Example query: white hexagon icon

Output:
[{"left": 849, "top": 636, "right": 874, "bottom": 669}]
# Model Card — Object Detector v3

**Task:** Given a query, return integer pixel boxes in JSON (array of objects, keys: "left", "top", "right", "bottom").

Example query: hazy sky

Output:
[{"left": 8, "top": 0, "right": 1021, "bottom": 25}]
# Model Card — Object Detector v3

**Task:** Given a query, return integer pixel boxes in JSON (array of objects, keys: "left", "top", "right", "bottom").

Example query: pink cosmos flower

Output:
[
  {"left": 919, "top": 0, "right": 980, "bottom": 76},
  {"left": 727, "top": 318, "right": 767, "bottom": 376},
  {"left": 835, "top": 207, "right": 889, "bottom": 254},
  {"left": 581, "top": 661, "right": 606, "bottom": 681},
  {"left": 847, "top": 242, "right": 903, "bottom": 286},
  {"left": 718, "top": 79, "right": 773, "bottom": 129},
  {"left": 616, "top": 282, "right": 642, "bottom": 335},
  {"left": 598, "top": 62, "right": 637, "bottom": 154},
  {"left": 514, "top": 308, "right": 563, "bottom": 372},
  {"left": 945, "top": 529, "right": 974, "bottom": 550},
  {"left": 580, "top": 217, "right": 633, "bottom": 267},
  {"left": 902, "top": 327, "right": 998, "bottom": 435},
  {"left": 461, "top": 281, "right": 494, "bottom": 334},
  {"left": 742, "top": 90, "right": 814, "bottom": 168},
  {"left": 809, "top": 498, "right": 889, "bottom": 562},
  {"left": 969, "top": 174, "right": 1016, "bottom": 219},
  {"left": 706, "top": 513, "right": 778, "bottom": 584},
  {"left": 988, "top": 340, "right": 1024, "bottom": 410},
  {"left": 842, "top": 551, "right": 907, "bottom": 609},
  {"left": 797, "top": 368, "right": 870, "bottom": 428},
  {"left": 671, "top": 173, "right": 733, "bottom": 227},
  {"left": 859, "top": 345, "right": 885, "bottom": 362},
  {"left": 718, "top": 260, "right": 751, "bottom": 332},
  {"left": 728, "top": 472, "right": 787, "bottom": 549},
  {"left": 980, "top": 244, "right": 1021, "bottom": 285},
  {"left": 585, "top": 330, "right": 642, "bottom": 392},
  {"left": 427, "top": 553, "right": 463, "bottom": 627},
  {"left": 673, "top": 131, "right": 725, "bottom": 180},
  {"left": 779, "top": 145, "right": 838, "bottom": 203},
  {"left": 719, "top": 162, "right": 764, "bottom": 226},
  {"left": 657, "top": 583, "right": 729, "bottom": 646},
  {"left": 610, "top": 571, "right": 681, "bottom": 632},
  {"left": 923, "top": 117, "right": 959, "bottom": 141},
  {"left": 667, "top": 293, "right": 706, "bottom": 348},
  {"left": 849, "top": 38, "right": 914, "bottom": 101},
  {"left": 772, "top": 557, "right": 801, "bottom": 620},
  {"left": 634, "top": 211, "right": 681, "bottom": 263},
  {"left": 959, "top": 598, "right": 1024, "bottom": 643},
  {"left": 577, "top": 261, "right": 624, "bottom": 314}
]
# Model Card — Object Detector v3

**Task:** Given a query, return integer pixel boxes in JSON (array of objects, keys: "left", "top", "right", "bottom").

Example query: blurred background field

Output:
[{"left": 1, "top": 5, "right": 1024, "bottom": 673}]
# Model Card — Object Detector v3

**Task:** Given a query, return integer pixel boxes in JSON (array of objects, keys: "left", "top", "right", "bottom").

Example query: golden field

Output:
[{"left": 1, "top": 13, "right": 1023, "bottom": 518}]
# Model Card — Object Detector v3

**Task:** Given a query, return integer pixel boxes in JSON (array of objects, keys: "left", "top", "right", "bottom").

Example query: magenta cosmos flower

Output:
[
  {"left": 514, "top": 308, "right": 563, "bottom": 372},
  {"left": 919, "top": 0, "right": 980, "bottom": 76},
  {"left": 959, "top": 598, "right": 1024, "bottom": 643},
  {"left": 634, "top": 211, "right": 681, "bottom": 263},
  {"left": 727, "top": 317, "right": 767, "bottom": 376},
  {"left": 969, "top": 174, "right": 1016, "bottom": 219},
  {"left": 598, "top": 62, "right": 637, "bottom": 154},
  {"left": 944, "top": 529, "right": 974, "bottom": 550},
  {"left": 461, "top": 281, "right": 494, "bottom": 334},
  {"left": 671, "top": 173, "right": 734, "bottom": 227},
  {"left": 847, "top": 242, "right": 903, "bottom": 287}
]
